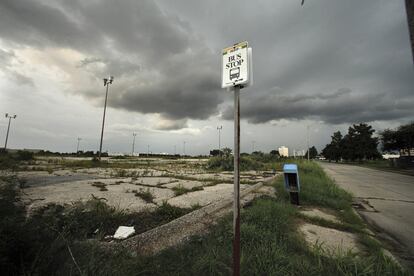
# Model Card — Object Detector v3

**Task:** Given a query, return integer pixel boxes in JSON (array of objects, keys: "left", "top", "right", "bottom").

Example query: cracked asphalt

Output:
[{"left": 319, "top": 162, "right": 414, "bottom": 266}]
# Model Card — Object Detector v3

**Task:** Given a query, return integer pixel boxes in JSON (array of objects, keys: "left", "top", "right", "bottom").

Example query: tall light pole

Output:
[
  {"left": 4, "top": 113, "right": 17, "bottom": 151},
  {"left": 76, "top": 137, "right": 82, "bottom": 154},
  {"left": 98, "top": 76, "right": 114, "bottom": 160},
  {"left": 217, "top": 126, "right": 223, "bottom": 156},
  {"left": 307, "top": 125, "right": 310, "bottom": 161},
  {"left": 132, "top": 133, "right": 137, "bottom": 156}
]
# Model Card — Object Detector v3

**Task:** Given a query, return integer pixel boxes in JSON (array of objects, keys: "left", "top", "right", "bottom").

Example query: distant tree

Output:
[
  {"left": 321, "top": 144, "right": 334, "bottom": 162},
  {"left": 380, "top": 122, "right": 414, "bottom": 155},
  {"left": 305, "top": 146, "right": 318, "bottom": 159},
  {"left": 322, "top": 131, "right": 343, "bottom": 162},
  {"left": 269, "top": 150, "right": 280, "bottom": 157},
  {"left": 342, "top": 123, "right": 380, "bottom": 161},
  {"left": 209, "top": 149, "right": 221, "bottom": 156},
  {"left": 222, "top": 147, "right": 232, "bottom": 157}
]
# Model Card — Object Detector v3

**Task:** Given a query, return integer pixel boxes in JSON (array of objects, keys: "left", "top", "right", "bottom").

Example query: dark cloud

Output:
[
  {"left": 0, "top": 0, "right": 222, "bottom": 121},
  {"left": 223, "top": 88, "right": 414, "bottom": 125},
  {"left": 0, "top": 0, "right": 413, "bottom": 127}
]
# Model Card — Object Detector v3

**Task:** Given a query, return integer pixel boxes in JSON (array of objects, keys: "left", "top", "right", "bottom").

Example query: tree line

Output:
[{"left": 322, "top": 122, "right": 414, "bottom": 162}]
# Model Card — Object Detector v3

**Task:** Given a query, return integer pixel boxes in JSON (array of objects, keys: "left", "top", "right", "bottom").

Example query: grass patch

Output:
[
  {"left": 0, "top": 150, "right": 34, "bottom": 170},
  {"left": 172, "top": 184, "right": 204, "bottom": 196},
  {"left": 132, "top": 188, "right": 154, "bottom": 203},
  {"left": 91, "top": 182, "right": 108, "bottom": 191},
  {"left": 0, "top": 179, "right": 194, "bottom": 275},
  {"left": 61, "top": 196, "right": 405, "bottom": 275},
  {"left": 206, "top": 156, "right": 265, "bottom": 171},
  {"left": 1, "top": 160, "right": 406, "bottom": 275}
]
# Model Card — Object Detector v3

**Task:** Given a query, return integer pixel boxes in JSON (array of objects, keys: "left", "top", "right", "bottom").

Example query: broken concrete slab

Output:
[
  {"left": 167, "top": 183, "right": 247, "bottom": 208},
  {"left": 300, "top": 208, "right": 340, "bottom": 224},
  {"left": 300, "top": 223, "right": 359, "bottom": 254},
  {"left": 162, "top": 180, "right": 204, "bottom": 189}
]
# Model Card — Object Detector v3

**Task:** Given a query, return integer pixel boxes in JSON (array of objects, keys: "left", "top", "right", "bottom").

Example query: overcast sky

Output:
[{"left": 0, "top": 0, "right": 413, "bottom": 155}]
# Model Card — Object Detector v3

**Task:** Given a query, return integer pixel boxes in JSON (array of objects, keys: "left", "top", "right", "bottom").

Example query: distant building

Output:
[
  {"left": 382, "top": 153, "right": 400, "bottom": 160},
  {"left": 293, "top": 149, "right": 305, "bottom": 157},
  {"left": 278, "top": 146, "right": 289, "bottom": 157}
]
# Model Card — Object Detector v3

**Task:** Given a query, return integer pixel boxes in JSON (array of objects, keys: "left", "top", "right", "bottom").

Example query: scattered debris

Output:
[{"left": 114, "top": 226, "right": 136, "bottom": 240}]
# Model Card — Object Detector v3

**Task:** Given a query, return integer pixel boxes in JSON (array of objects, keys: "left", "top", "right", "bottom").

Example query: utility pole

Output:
[
  {"left": 4, "top": 113, "right": 17, "bottom": 151},
  {"left": 183, "top": 141, "right": 186, "bottom": 156},
  {"left": 217, "top": 126, "right": 223, "bottom": 156},
  {"left": 132, "top": 133, "right": 137, "bottom": 156},
  {"left": 147, "top": 145, "right": 150, "bottom": 157},
  {"left": 98, "top": 76, "right": 114, "bottom": 160},
  {"left": 307, "top": 125, "right": 310, "bottom": 161},
  {"left": 76, "top": 137, "right": 81, "bottom": 155}
]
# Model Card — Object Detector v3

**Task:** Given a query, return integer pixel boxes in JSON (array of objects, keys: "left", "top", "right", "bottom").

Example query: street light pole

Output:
[
  {"left": 217, "top": 126, "right": 222, "bottom": 156},
  {"left": 98, "top": 76, "right": 114, "bottom": 160},
  {"left": 76, "top": 137, "right": 81, "bottom": 154},
  {"left": 132, "top": 133, "right": 137, "bottom": 156},
  {"left": 307, "top": 125, "right": 310, "bottom": 161},
  {"left": 4, "top": 113, "right": 17, "bottom": 151}
]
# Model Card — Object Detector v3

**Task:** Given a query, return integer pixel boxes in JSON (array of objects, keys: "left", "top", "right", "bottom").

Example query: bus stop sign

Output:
[{"left": 222, "top": 41, "right": 251, "bottom": 88}]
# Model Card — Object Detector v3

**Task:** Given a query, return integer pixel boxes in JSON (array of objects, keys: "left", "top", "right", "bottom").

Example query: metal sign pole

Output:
[
  {"left": 4, "top": 116, "right": 12, "bottom": 150},
  {"left": 99, "top": 83, "right": 109, "bottom": 160},
  {"left": 233, "top": 85, "right": 241, "bottom": 276}
]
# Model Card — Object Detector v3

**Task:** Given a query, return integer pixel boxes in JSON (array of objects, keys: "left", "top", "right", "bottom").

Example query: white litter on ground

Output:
[{"left": 114, "top": 226, "right": 136, "bottom": 240}]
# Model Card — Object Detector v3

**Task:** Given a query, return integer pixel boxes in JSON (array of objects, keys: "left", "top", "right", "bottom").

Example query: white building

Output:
[{"left": 278, "top": 146, "right": 289, "bottom": 157}]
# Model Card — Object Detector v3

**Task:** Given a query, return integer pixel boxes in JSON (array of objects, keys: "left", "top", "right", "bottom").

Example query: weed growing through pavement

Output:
[
  {"left": 91, "top": 182, "right": 108, "bottom": 191},
  {"left": 172, "top": 184, "right": 204, "bottom": 196},
  {"left": 132, "top": 188, "right": 154, "bottom": 203}
]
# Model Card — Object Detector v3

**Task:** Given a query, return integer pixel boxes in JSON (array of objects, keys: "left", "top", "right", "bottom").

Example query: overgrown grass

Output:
[
  {"left": 47, "top": 161, "right": 405, "bottom": 275},
  {"left": 1, "top": 161, "right": 406, "bottom": 275},
  {"left": 0, "top": 150, "right": 34, "bottom": 170},
  {"left": 91, "top": 181, "right": 108, "bottom": 191},
  {"left": 206, "top": 156, "right": 266, "bottom": 171},
  {"left": 0, "top": 179, "right": 194, "bottom": 275},
  {"left": 172, "top": 184, "right": 204, "bottom": 196},
  {"left": 133, "top": 188, "right": 154, "bottom": 203}
]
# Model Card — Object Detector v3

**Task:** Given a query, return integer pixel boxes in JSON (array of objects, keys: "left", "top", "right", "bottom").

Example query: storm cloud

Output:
[{"left": 0, "top": 0, "right": 413, "bottom": 131}]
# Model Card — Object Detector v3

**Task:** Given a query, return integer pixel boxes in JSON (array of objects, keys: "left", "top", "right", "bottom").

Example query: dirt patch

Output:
[
  {"left": 300, "top": 223, "right": 359, "bottom": 254},
  {"left": 300, "top": 208, "right": 340, "bottom": 224}
]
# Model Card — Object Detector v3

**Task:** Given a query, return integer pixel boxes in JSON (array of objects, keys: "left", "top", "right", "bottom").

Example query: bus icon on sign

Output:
[{"left": 230, "top": 67, "right": 240, "bottom": 80}]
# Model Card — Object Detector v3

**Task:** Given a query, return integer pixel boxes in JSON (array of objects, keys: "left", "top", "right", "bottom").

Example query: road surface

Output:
[{"left": 319, "top": 162, "right": 414, "bottom": 268}]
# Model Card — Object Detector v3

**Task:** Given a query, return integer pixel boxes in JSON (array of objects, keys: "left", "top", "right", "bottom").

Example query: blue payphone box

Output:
[{"left": 283, "top": 164, "right": 300, "bottom": 192}]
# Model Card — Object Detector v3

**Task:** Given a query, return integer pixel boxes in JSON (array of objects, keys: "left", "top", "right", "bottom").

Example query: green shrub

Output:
[
  {"left": 206, "top": 156, "right": 265, "bottom": 171},
  {"left": 133, "top": 188, "right": 154, "bottom": 203},
  {"left": 16, "top": 150, "right": 34, "bottom": 161}
]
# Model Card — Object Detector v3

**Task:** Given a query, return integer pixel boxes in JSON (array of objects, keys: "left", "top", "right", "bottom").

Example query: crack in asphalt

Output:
[{"left": 357, "top": 196, "right": 414, "bottom": 204}]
